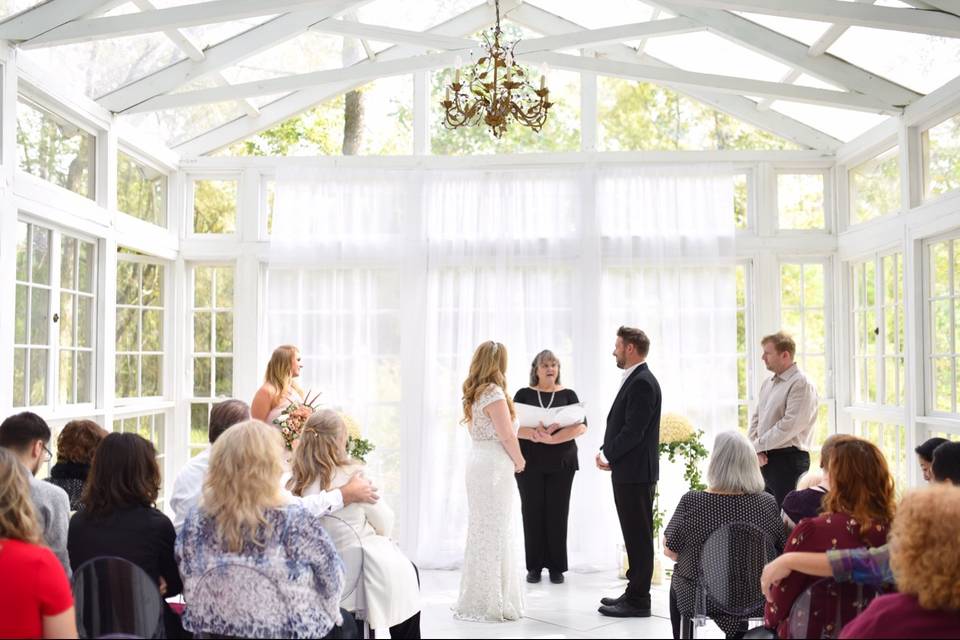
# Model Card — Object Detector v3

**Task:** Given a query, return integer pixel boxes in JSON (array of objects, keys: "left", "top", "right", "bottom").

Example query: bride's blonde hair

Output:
[
  {"left": 462, "top": 341, "right": 515, "bottom": 424},
  {"left": 263, "top": 345, "right": 305, "bottom": 406},
  {"left": 202, "top": 420, "right": 284, "bottom": 552},
  {"left": 287, "top": 410, "right": 353, "bottom": 497}
]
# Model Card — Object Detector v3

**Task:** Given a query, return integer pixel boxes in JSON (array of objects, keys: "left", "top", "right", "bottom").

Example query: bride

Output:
[
  {"left": 453, "top": 341, "right": 526, "bottom": 622},
  {"left": 251, "top": 344, "right": 305, "bottom": 426}
]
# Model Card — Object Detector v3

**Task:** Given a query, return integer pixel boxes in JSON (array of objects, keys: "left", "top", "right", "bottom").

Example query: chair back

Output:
[
  {"left": 697, "top": 521, "right": 780, "bottom": 620},
  {"left": 319, "top": 513, "right": 365, "bottom": 613},
  {"left": 787, "top": 577, "right": 882, "bottom": 639},
  {"left": 192, "top": 562, "right": 290, "bottom": 638},
  {"left": 72, "top": 556, "right": 165, "bottom": 639}
]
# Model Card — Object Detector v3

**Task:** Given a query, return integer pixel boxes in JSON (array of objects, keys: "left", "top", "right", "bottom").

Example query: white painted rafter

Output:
[
  {"left": 21, "top": 0, "right": 367, "bottom": 48},
  {"left": 172, "top": 1, "right": 511, "bottom": 156},
  {"left": 514, "top": 18, "right": 704, "bottom": 52},
  {"left": 661, "top": 0, "right": 960, "bottom": 38},
  {"left": 97, "top": 0, "right": 371, "bottom": 113},
  {"left": 0, "top": 0, "right": 115, "bottom": 41},
  {"left": 648, "top": 1, "right": 922, "bottom": 107}
]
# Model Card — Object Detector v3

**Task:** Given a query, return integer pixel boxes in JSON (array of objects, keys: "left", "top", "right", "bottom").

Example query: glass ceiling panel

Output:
[
  {"left": 119, "top": 101, "right": 246, "bottom": 147},
  {"left": 0, "top": 0, "right": 44, "bottom": 19},
  {"left": 828, "top": 28, "right": 960, "bottom": 95},
  {"left": 771, "top": 101, "right": 887, "bottom": 142},
  {"left": 356, "top": 0, "right": 486, "bottom": 32},
  {"left": 215, "top": 31, "right": 345, "bottom": 85},
  {"left": 644, "top": 32, "right": 792, "bottom": 82},
  {"left": 525, "top": 0, "right": 661, "bottom": 28},
  {"left": 734, "top": 12, "right": 832, "bottom": 47}
]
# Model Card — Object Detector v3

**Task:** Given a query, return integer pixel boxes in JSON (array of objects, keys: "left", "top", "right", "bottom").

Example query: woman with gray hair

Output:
[{"left": 663, "top": 430, "right": 786, "bottom": 639}]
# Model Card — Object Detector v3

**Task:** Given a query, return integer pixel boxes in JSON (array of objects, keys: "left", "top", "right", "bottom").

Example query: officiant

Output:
[{"left": 514, "top": 350, "right": 587, "bottom": 585}]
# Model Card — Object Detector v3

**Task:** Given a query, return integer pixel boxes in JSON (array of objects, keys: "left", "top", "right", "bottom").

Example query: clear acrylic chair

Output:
[{"left": 72, "top": 556, "right": 165, "bottom": 640}]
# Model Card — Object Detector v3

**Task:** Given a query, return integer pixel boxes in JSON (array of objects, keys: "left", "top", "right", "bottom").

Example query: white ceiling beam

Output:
[
  {"left": 172, "top": 1, "right": 511, "bottom": 156},
  {"left": 648, "top": 1, "right": 921, "bottom": 107},
  {"left": 514, "top": 17, "right": 703, "bottom": 52},
  {"left": 660, "top": 0, "right": 960, "bottom": 38},
  {"left": 312, "top": 19, "right": 475, "bottom": 50},
  {"left": 97, "top": 0, "right": 370, "bottom": 113},
  {"left": 523, "top": 51, "right": 897, "bottom": 113},
  {"left": 511, "top": 3, "right": 842, "bottom": 151},
  {"left": 0, "top": 0, "right": 115, "bottom": 40},
  {"left": 124, "top": 50, "right": 470, "bottom": 113},
  {"left": 633, "top": 8, "right": 663, "bottom": 56},
  {"left": 21, "top": 0, "right": 365, "bottom": 48}
]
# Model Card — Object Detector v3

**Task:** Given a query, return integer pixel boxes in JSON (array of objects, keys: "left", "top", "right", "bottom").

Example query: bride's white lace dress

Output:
[{"left": 453, "top": 384, "right": 525, "bottom": 622}]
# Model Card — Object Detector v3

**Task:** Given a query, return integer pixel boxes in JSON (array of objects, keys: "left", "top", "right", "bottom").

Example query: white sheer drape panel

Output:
[{"left": 265, "top": 164, "right": 736, "bottom": 571}]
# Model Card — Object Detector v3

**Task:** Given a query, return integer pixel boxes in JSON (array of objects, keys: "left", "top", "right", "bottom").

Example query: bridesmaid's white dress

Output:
[{"left": 453, "top": 384, "right": 525, "bottom": 622}]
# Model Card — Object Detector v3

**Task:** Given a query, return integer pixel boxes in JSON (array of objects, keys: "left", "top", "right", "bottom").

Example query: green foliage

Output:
[
  {"left": 228, "top": 96, "right": 346, "bottom": 156},
  {"left": 117, "top": 152, "right": 166, "bottom": 226},
  {"left": 925, "top": 115, "right": 960, "bottom": 198},
  {"left": 652, "top": 430, "right": 710, "bottom": 537},
  {"left": 193, "top": 180, "right": 237, "bottom": 234},
  {"left": 17, "top": 100, "right": 94, "bottom": 198},
  {"left": 348, "top": 435, "right": 376, "bottom": 464},
  {"left": 851, "top": 149, "right": 901, "bottom": 224}
]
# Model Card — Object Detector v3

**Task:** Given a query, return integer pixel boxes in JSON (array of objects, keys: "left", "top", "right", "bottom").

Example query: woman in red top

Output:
[
  {"left": 0, "top": 448, "right": 77, "bottom": 640},
  {"left": 764, "top": 438, "right": 896, "bottom": 639},
  {"left": 841, "top": 483, "right": 960, "bottom": 639}
]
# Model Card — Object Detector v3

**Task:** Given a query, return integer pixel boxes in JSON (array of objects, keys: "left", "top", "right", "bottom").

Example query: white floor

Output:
[{"left": 419, "top": 569, "right": 728, "bottom": 639}]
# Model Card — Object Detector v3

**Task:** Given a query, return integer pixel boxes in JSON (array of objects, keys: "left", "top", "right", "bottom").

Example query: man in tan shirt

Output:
[{"left": 748, "top": 331, "right": 819, "bottom": 507}]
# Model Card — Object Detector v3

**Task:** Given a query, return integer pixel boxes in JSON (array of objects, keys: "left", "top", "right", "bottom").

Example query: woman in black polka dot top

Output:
[{"left": 663, "top": 430, "right": 786, "bottom": 639}]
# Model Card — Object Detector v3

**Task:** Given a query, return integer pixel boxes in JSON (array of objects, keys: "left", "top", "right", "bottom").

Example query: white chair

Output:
[{"left": 320, "top": 513, "right": 369, "bottom": 638}]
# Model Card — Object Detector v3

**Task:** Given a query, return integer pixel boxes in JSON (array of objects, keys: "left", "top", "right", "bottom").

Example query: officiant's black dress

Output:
[{"left": 513, "top": 387, "right": 583, "bottom": 575}]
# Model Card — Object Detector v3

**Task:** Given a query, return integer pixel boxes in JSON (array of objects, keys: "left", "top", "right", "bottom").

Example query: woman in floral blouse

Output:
[
  {"left": 764, "top": 438, "right": 896, "bottom": 639},
  {"left": 177, "top": 420, "right": 346, "bottom": 639}
]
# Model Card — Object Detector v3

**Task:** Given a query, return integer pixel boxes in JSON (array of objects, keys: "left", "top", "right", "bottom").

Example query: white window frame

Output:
[
  {"left": 186, "top": 174, "right": 241, "bottom": 238},
  {"left": 774, "top": 168, "right": 833, "bottom": 235},
  {"left": 923, "top": 231, "right": 960, "bottom": 417},
  {"left": 848, "top": 144, "right": 902, "bottom": 228},
  {"left": 116, "top": 145, "right": 170, "bottom": 229}
]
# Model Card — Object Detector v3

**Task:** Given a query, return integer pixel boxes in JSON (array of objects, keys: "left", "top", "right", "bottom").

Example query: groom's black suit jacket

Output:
[{"left": 602, "top": 362, "right": 661, "bottom": 485}]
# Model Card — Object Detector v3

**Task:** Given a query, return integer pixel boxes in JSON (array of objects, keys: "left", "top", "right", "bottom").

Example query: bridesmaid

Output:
[
  {"left": 251, "top": 345, "right": 305, "bottom": 427},
  {"left": 515, "top": 350, "right": 587, "bottom": 585}
]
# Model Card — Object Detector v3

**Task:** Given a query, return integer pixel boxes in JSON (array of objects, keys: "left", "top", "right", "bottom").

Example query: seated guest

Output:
[
  {"left": 67, "top": 433, "right": 186, "bottom": 638},
  {"left": 762, "top": 544, "right": 893, "bottom": 599},
  {"left": 931, "top": 441, "right": 960, "bottom": 485},
  {"left": 288, "top": 410, "right": 421, "bottom": 639},
  {"left": 840, "top": 484, "right": 960, "bottom": 639},
  {"left": 177, "top": 420, "right": 349, "bottom": 639},
  {"left": 170, "top": 399, "right": 250, "bottom": 532},
  {"left": 916, "top": 436, "right": 948, "bottom": 483},
  {"left": 0, "top": 448, "right": 77, "bottom": 640},
  {"left": 781, "top": 435, "right": 857, "bottom": 530},
  {"left": 45, "top": 419, "right": 108, "bottom": 511},
  {"left": 170, "top": 399, "right": 377, "bottom": 534},
  {"left": 0, "top": 412, "right": 70, "bottom": 575},
  {"left": 764, "top": 438, "right": 895, "bottom": 639},
  {"left": 663, "top": 430, "right": 786, "bottom": 639}
]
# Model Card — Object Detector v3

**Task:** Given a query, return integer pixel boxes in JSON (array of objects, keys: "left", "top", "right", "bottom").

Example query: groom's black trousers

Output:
[{"left": 612, "top": 481, "right": 657, "bottom": 605}]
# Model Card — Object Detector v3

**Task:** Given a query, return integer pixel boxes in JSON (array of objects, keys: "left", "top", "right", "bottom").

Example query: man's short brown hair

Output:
[
  {"left": 617, "top": 326, "right": 650, "bottom": 358},
  {"left": 761, "top": 331, "right": 796, "bottom": 358}
]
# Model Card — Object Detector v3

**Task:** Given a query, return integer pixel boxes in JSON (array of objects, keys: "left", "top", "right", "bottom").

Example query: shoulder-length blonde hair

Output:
[
  {"left": 0, "top": 448, "right": 41, "bottom": 544},
  {"left": 202, "top": 420, "right": 285, "bottom": 553},
  {"left": 824, "top": 438, "right": 896, "bottom": 535},
  {"left": 287, "top": 410, "right": 353, "bottom": 497},
  {"left": 890, "top": 484, "right": 960, "bottom": 611},
  {"left": 263, "top": 345, "right": 305, "bottom": 407},
  {"left": 462, "top": 341, "right": 515, "bottom": 424}
]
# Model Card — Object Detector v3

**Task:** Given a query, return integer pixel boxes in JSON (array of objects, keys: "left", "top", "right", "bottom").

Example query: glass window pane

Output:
[
  {"left": 193, "top": 179, "right": 237, "bottom": 234},
  {"left": 215, "top": 357, "right": 233, "bottom": 396},
  {"left": 77, "top": 296, "right": 93, "bottom": 348},
  {"left": 864, "top": 260, "right": 876, "bottom": 307},
  {"left": 190, "top": 403, "right": 209, "bottom": 446},
  {"left": 58, "top": 351, "right": 74, "bottom": 405},
  {"left": 933, "top": 357, "right": 954, "bottom": 412},
  {"left": 778, "top": 173, "right": 825, "bottom": 230},
  {"left": 214, "top": 267, "right": 233, "bottom": 308},
  {"left": 142, "top": 310, "right": 162, "bottom": 351},
  {"left": 76, "top": 351, "right": 92, "bottom": 404},
  {"left": 115, "top": 354, "right": 137, "bottom": 398},
  {"left": 804, "top": 310, "right": 825, "bottom": 353},
  {"left": 16, "top": 222, "right": 28, "bottom": 281},
  {"left": 78, "top": 241, "right": 94, "bottom": 293},
  {"left": 781, "top": 264, "right": 801, "bottom": 306},
  {"left": 141, "top": 355, "right": 161, "bottom": 396},
  {"left": 117, "top": 151, "right": 167, "bottom": 226},
  {"left": 116, "top": 261, "right": 140, "bottom": 305},
  {"left": 215, "top": 312, "right": 233, "bottom": 353},
  {"left": 17, "top": 99, "right": 96, "bottom": 199},
  {"left": 734, "top": 173, "right": 748, "bottom": 229},
  {"left": 193, "top": 357, "right": 211, "bottom": 396},
  {"left": 60, "top": 236, "right": 76, "bottom": 290},
  {"left": 142, "top": 264, "right": 162, "bottom": 307},
  {"left": 30, "top": 287, "right": 49, "bottom": 344},
  {"left": 59, "top": 293, "right": 74, "bottom": 348},
  {"left": 116, "top": 308, "right": 138, "bottom": 352},
  {"left": 924, "top": 113, "right": 960, "bottom": 200},
  {"left": 15, "top": 285, "right": 27, "bottom": 344},
  {"left": 884, "top": 357, "right": 897, "bottom": 406},
  {"left": 29, "top": 348, "right": 47, "bottom": 406},
  {"left": 850, "top": 146, "right": 900, "bottom": 224},
  {"left": 804, "top": 264, "right": 824, "bottom": 307},
  {"left": 805, "top": 355, "right": 826, "bottom": 394},
  {"left": 194, "top": 266, "right": 212, "bottom": 308},
  {"left": 13, "top": 348, "right": 26, "bottom": 407},
  {"left": 31, "top": 226, "right": 51, "bottom": 284},
  {"left": 194, "top": 312, "right": 211, "bottom": 353},
  {"left": 933, "top": 299, "right": 952, "bottom": 354}
]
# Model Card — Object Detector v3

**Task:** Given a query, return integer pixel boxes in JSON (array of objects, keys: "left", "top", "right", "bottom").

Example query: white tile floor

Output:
[{"left": 418, "top": 569, "right": 728, "bottom": 639}]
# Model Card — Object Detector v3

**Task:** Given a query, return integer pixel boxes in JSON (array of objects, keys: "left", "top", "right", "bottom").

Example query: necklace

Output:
[{"left": 537, "top": 388, "right": 556, "bottom": 409}]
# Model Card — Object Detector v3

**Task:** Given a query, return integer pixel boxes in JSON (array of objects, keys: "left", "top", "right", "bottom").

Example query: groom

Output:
[{"left": 596, "top": 326, "right": 661, "bottom": 618}]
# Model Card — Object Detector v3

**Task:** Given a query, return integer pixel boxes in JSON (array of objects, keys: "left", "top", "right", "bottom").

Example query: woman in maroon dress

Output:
[{"left": 764, "top": 438, "right": 896, "bottom": 639}]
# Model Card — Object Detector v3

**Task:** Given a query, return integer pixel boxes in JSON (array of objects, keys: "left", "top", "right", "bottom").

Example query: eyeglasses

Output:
[{"left": 41, "top": 443, "right": 53, "bottom": 462}]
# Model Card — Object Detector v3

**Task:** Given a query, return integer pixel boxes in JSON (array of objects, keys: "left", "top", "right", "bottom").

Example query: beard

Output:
[{"left": 615, "top": 355, "right": 626, "bottom": 369}]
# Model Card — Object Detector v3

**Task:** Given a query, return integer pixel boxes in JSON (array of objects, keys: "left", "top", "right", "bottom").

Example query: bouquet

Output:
[
  {"left": 273, "top": 390, "right": 322, "bottom": 450},
  {"left": 338, "top": 412, "right": 376, "bottom": 464}
]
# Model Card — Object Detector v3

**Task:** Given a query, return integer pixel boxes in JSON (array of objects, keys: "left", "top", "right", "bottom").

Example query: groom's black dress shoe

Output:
[
  {"left": 598, "top": 601, "right": 652, "bottom": 618},
  {"left": 526, "top": 570, "right": 542, "bottom": 583},
  {"left": 549, "top": 571, "right": 564, "bottom": 584},
  {"left": 600, "top": 593, "right": 627, "bottom": 606}
]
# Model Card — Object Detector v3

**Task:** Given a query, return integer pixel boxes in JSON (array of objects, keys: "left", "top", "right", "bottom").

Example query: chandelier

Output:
[{"left": 440, "top": 0, "right": 552, "bottom": 138}]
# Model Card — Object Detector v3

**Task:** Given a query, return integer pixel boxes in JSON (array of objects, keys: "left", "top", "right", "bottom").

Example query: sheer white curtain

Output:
[{"left": 265, "top": 164, "right": 735, "bottom": 571}]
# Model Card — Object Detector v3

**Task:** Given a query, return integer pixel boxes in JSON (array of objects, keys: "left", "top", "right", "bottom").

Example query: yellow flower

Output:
[
  {"left": 338, "top": 412, "right": 362, "bottom": 439},
  {"left": 659, "top": 412, "right": 694, "bottom": 444}
]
